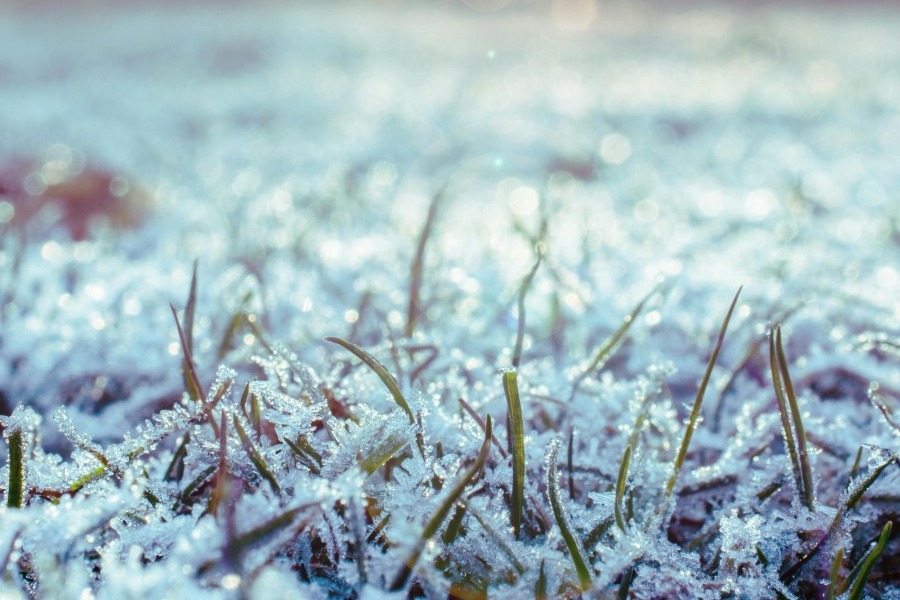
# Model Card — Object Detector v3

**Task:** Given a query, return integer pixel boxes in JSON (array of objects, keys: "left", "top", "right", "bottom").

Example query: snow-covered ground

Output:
[{"left": 0, "top": 1, "right": 898, "bottom": 598}]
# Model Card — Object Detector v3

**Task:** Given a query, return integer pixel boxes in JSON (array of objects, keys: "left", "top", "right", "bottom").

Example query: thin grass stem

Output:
[
  {"left": 512, "top": 251, "right": 542, "bottom": 369},
  {"left": 774, "top": 325, "right": 815, "bottom": 510},
  {"left": 232, "top": 415, "right": 280, "bottom": 494},
  {"left": 569, "top": 283, "right": 661, "bottom": 402},
  {"left": 664, "top": 286, "right": 741, "bottom": 502},
  {"left": 325, "top": 337, "right": 414, "bottom": 424},
  {"left": 502, "top": 370, "right": 526, "bottom": 538},
  {"left": 546, "top": 438, "right": 593, "bottom": 592},
  {"left": 824, "top": 547, "right": 843, "bottom": 600},
  {"left": 615, "top": 444, "right": 632, "bottom": 533},
  {"left": 405, "top": 188, "right": 444, "bottom": 338},
  {"left": 6, "top": 429, "right": 24, "bottom": 508},
  {"left": 846, "top": 521, "right": 892, "bottom": 600}
]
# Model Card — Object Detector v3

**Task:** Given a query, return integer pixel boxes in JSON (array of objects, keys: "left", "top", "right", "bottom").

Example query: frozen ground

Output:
[{"left": 0, "top": 1, "right": 899, "bottom": 598}]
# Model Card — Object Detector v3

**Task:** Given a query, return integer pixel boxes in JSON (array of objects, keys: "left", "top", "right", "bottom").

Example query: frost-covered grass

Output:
[{"left": 1, "top": 2, "right": 900, "bottom": 599}]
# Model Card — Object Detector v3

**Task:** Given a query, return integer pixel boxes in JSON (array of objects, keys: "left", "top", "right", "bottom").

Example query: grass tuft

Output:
[
  {"left": 769, "top": 324, "right": 815, "bottom": 511},
  {"left": 780, "top": 448, "right": 897, "bottom": 583}
]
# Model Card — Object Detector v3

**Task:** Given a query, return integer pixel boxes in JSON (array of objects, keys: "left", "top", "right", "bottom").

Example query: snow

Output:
[{"left": 1, "top": 1, "right": 899, "bottom": 598}]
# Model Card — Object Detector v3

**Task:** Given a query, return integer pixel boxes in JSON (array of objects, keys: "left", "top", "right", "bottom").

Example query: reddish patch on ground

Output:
[{"left": 0, "top": 155, "right": 151, "bottom": 240}]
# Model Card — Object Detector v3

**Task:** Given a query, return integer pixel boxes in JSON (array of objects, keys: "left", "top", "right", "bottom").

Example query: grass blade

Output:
[
  {"left": 615, "top": 444, "right": 632, "bottom": 533},
  {"left": 441, "top": 504, "right": 467, "bottom": 545},
  {"left": 569, "top": 282, "right": 661, "bottom": 402},
  {"left": 512, "top": 250, "right": 542, "bottom": 369},
  {"left": 389, "top": 415, "right": 493, "bottom": 591},
  {"left": 567, "top": 426, "right": 575, "bottom": 500},
  {"left": 546, "top": 438, "right": 593, "bottom": 592},
  {"left": 6, "top": 428, "right": 24, "bottom": 508},
  {"left": 617, "top": 566, "right": 635, "bottom": 600},
  {"left": 846, "top": 521, "right": 892, "bottom": 600},
  {"left": 824, "top": 547, "right": 843, "bottom": 600},
  {"left": 170, "top": 302, "right": 203, "bottom": 402},
  {"left": 232, "top": 414, "right": 281, "bottom": 494},
  {"left": 535, "top": 560, "right": 547, "bottom": 600},
  {"left": 164, "top": 431, "right": 190, "bottom": 482},
  {"left": 184, "top": 260, "right": 198, "bottom": 361},
  {"left": 325, "top": 336, "right": 414, "bottom": 424},
  {"left": 502, "top": 369, "right": 526, "bottom": 538},
  {"left": 230, "top": 504, "right": 314, "bottom": 558},
  {"left": 664, "top": 286, "right": 742, "bottom": 501},
  {"left": 174, "top": 465, "right": 216, "bottom": 511},
  {"left": 359, "top": 435, "right": 408, "bottom": 476},
  {"left": 770, "top": 330, "right": 803, "bottom": 508},
  {"left": 772, "top": 325, "right": 815, "bottom": 511},
  {"left": 284, "top": 435, "right": 322, "bottom": 469},
  {"left": 405, "top": 187, "right": 444, "bottom": 338},
  {"left": 458, "top": 397, "right": 507, "bottom": 458}
]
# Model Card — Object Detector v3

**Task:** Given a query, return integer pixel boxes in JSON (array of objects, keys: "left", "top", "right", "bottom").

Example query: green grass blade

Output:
[
  {"left": 755, "top": 544, "right": 769, "bottom": 567},
  {"left": 502, "top": 369, "right": 526, "bottom": 538},
  {"left": 617, "top": 566, "right": 635, "bottom": 600},
  {"left": 664, "top": 286, "right": 741, "bottom": 501},
  {"left": 359, "top": 434, "right": 408, "bottom": 476},
  {"left": 284, "top": 435, "right": 323, "bottom": 475},
  {"left": 405, "top": 188, "right": 444, "bottom": 338},
  {"left": 232, "top": 414, "right": 281, "bottom": 494},
  {"left": 775, "top": 325, "right": 815, "bottom": 511},
  {"left": 615, "top": 444, "right": 632, "bottom": 533},
  {"left": 389, "top": 415, "right": 493, "bottom": 591},
  {"left": 6, "top": 428, "right": 24, "bottom": 508},
  {"left": 164, "top": 432, "right": 190, "bottom": 482},
  {"left": 170, "top": 302, "right": 203, "bottom": 402},
  {"left": 570, "top": 282, "right": 661, "bottom": 402},
  {"left": 458, "top": 397, "right": 507, "bottom": 458},
  {"left": 535, "top": 560, "right": 547, "bottom": 600},
  {"left": 175, "top": 465, "right": 216, "bottom": 511},
  {"left": 846, "top": 521, "right": 892, "bottom": 600},
  {"left": 325, "top": 336, "right": 414, "bottom": 424},
  {"left": 441, "top": 504, "right": 467, "bottom": 545},
  {"left": 824, "top": 547, "right": 843, "bottom": 600},
  {"left": 230, "top": 504, "right": 313, "bottom": 558},
  {"left": 770, "top": 329, "right": 805, "bottom": 509},
  {"left": 181, "top": 261, "right": 202, "bottom": 401},
  {"left": 185, "top": 260, "right": 198, "bottom": 360},
  {"left": 512, "top": 251, "right": 542, "bottom": 369},
  {"left": 547, "top": 438, "right": 593, "bottom": 592}
]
